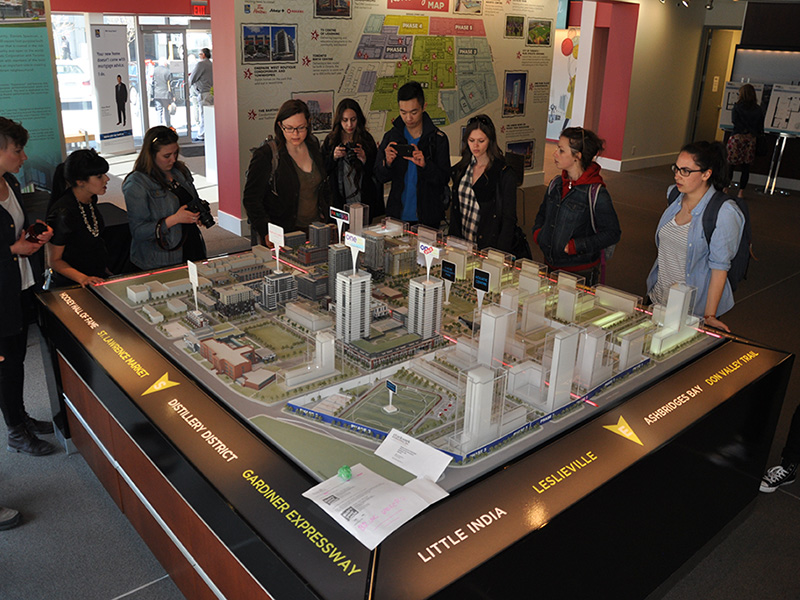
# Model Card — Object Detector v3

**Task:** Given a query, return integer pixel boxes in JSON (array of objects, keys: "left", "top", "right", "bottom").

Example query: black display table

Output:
[{"left": 37, "top": 286, "right": 793, "bottom": 599}]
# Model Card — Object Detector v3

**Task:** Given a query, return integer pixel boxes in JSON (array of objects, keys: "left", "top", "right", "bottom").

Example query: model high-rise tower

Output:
[
  {"left": 335, "top": 270, "right": 372, "bottom": 343},
  {"left": 408, "top": 276, "right": 443, "bottom": 339},
  {"left": 328, "top": 243, "right": 349, "bottom": 297}
]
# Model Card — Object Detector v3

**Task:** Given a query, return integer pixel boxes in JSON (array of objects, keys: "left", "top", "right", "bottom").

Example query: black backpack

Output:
[{"left": 667, "top": 187, "right": 752, "bottom": 292}]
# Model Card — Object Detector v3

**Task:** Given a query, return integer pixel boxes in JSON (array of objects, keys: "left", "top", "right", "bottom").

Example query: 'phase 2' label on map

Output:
[{"left": 387, "top": 0, "right": 450, "bottom": 12}]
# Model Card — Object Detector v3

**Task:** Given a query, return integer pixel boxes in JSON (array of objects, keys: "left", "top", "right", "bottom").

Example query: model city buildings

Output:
[{"left": 118, "top": 219, "right": 705, "bottom": 464}]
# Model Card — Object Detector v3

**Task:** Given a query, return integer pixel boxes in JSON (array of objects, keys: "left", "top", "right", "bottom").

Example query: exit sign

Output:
[{"left": 191, "top": 0, "right": 210, "bottom": 15}]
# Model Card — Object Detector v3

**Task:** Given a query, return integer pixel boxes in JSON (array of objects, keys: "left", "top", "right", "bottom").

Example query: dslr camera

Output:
[
  {"left": 343, "top": 141, "right": 360, "bottom": 164},
  {"left": 186, "top": 198, "right": 215, "bottom": 228}
]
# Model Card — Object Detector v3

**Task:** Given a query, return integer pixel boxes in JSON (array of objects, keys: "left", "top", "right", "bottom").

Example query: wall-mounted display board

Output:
[
  {"left": 235, "top": 0, "right": 558, "bottom": 180},
  {"left": 718, "top": 81, "right": 764, "bottom": 131}
]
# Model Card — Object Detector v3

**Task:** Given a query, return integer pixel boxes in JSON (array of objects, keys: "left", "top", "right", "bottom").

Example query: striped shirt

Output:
[{"left": 651, "top": 217, "right": 689, "bottom": 305}]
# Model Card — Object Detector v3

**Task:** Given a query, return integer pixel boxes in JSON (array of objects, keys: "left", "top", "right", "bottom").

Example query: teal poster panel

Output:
[{"left": 0, "top": 21, "right": 63, "bottom": 190}]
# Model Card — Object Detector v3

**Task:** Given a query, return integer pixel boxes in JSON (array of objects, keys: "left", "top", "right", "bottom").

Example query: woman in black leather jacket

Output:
[
  {"left": 532, "top": 127, "right": 620, "bottom": 286},
  {"left": 450, "top": 114, "right": 517, "bottom": 253}
]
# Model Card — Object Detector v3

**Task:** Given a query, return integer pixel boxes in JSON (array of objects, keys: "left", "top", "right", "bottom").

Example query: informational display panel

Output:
[
  {"left": 763, "top": 84, "right": 800, "bottom": 135},
  {"left": 90, "top": 24, "right": 135, "bottom": 155},
  {"left": 0, "top": 17, "right": 63, "bottom": 190},
  {"left": 718, "top": 81, "right": 764, "bottom": 131},
  {"left": 236, "top": 0, "right": 558, "bottom": 182}
]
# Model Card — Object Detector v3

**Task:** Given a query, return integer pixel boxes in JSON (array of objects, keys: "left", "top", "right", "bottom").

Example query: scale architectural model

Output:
[{"left": 94, "top": 216, "right": 717, "bottom": 490}]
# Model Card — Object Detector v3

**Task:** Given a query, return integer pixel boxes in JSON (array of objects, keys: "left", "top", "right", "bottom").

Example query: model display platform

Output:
[
  {"left": 88, "top": 220, "right": 721, "bottom": 491},
  {"left": 38, "top": 222, "right": 793, "bottom": 599}
]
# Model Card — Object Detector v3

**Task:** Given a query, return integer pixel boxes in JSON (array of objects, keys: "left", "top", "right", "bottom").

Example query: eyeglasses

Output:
[
  {"left": 671, "top": 164, "right": 704, "bottom": 177},
  {"left": 281, "top": 124, "right": 308, "bottom": 134}
]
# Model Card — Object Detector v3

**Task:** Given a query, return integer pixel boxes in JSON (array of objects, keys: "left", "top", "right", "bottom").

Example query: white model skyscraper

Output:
[
  {"left": 328, "top": 243, "right": 350, "bottom": 297},
  {"left": 408, "top": 276, "right": 443, "bottom": 339},
  {"left": 335, "top": 270, "right": 372, "bottom": 343},
  {"left": 461, "top": 366, "right": 499, "bottom": 452},
  {"left": 477, "top": 304, "right": 515, "bottom": 369}
]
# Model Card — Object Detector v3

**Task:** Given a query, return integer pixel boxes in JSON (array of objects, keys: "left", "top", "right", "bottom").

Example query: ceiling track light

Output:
[
  {"left": 705, "top": 0, "right": 714, "bottom": 9},
  {"left": 680, "top": 0, "right": 690, "bottom": 7}
]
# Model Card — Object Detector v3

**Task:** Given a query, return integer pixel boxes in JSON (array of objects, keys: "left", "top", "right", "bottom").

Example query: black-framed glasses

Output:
[
  {"left": 281, "top": 124, "right": 308, "bottom": 134},
  {"left": 671, "top": 164, "right": 704, "bottom": 177}
]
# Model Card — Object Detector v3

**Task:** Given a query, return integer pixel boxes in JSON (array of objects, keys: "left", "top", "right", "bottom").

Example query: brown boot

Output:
[
  {"left": 24, "top": 413, "right": 54, "bottom": 435},
  {"left": 7, "top": 424, "right": 55, "bottom": 456}
]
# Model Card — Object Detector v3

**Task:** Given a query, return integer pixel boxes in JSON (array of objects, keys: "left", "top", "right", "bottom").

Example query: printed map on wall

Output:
[{"left": 237, "top": 0, "right": 557, "bottom": 180}]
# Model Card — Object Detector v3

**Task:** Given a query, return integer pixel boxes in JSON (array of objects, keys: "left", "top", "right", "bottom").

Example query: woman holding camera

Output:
[
  {"left": 449, "top": 114, "right": 518, "bottom": 252},
  {"left": 46, "top": 149, "right": 112, "bottom": 287},
  {"left": 321, "top": 98, "right": 381, "bottom": 218},
  {"left": 243, "top": 99, "right": 329, "bottom": 246},
  {"left": 123, "top": 126, "right": 207, "bottom": 270}
]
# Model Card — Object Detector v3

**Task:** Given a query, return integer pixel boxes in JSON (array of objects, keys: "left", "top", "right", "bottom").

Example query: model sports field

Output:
[{"left": 341, "top": 382, "right": 442, "bottom": 432}]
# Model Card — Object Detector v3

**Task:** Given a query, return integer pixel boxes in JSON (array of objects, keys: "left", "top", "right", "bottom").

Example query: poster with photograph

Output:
[
  {"left": 505, "top": 16, "right": 525, "bottom": 39},
  {"left": 90, "top": 24, "right": 135, "bottom": 155},
  {"left": 526, "top": 19, "right": 552, "bottom": 47},
  {"left": 235, "top": 0, "right": 557, "bottom": 185},
  {"left": 503, "top": 71, "right": 527, "bottom": 116},
  {"left": 507, "top": 140, "right": 534, "bottom": 169}
]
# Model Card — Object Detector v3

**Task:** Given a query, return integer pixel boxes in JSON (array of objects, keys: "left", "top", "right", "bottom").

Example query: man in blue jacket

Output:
[{"left": 375, "top": 81, "right": 451, "bottom": 229}]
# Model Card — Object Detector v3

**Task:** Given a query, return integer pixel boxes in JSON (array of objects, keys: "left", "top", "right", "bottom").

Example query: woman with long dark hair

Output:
[
  {"left": 449, "top": 114, "right": 517, "bottom": 252},
  {"left": 46, "top": 149, "right": 112, "bottom": 287},
  {"left": 532, "top": 126, "right": 620, "bottom": 286},
  {"left": 647, "top": 141, "right": 745, "bottom": 332},
  {"left": 122, "top": 126, "right": 207, "bottom": 270},
  {"left": 243, "top": 99, "right": 329, "bottom": 245},
  {"left": 727, "top": 83, "right": 762, "bottom": 198},
  {"left": 321, "top": 98, "right": 381, "bottom": 219}
]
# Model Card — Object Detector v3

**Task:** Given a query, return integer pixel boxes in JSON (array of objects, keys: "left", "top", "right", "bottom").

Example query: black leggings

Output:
[{"left": 730, "top": 163, "right": 751, "bottom": 191}]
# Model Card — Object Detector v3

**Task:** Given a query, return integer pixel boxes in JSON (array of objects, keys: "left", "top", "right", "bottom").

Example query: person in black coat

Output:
[
  {"left": 726, "top": 83, "right": 762, "bottom": 198},
  {"left": 46, "top": 149, "right": 112, "bottom": 287},
  {"left": 242, "top": 99, "right": 330, "bottom": 246},
  {"left": 0, "top": 117, "right": 56, "bottom": 458},
  {"left": 321, "top": 98, "right": 382, "bottom": 220},
  {"left": 450, "top": 114, "right": 517, "bottom": 252},
  {"left": 374, "top": 81, "right": 451, "bottom": 228}
]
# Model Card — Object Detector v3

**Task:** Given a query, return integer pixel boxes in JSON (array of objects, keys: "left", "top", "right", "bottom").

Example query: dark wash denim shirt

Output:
[{"left": 533, "top": 175, "right": 621, "bottom": 269}]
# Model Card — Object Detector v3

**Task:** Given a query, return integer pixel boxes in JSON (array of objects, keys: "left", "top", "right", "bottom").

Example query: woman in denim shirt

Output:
[
  {"left": 646, "top": 141, "right": 744, "bottom": 332},
  {"left": 123, "top": 126, "right": 207, "bottom": 270},
  {"left": 533, "top": 127, "right": 620, "bottom": 286}
]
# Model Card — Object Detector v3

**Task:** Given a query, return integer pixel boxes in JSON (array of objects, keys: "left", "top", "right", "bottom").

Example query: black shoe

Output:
[
  {"left": 24, "top": 414, "right": 53, "bottom": 435},
  {"left": 7, "top": 425, "right": 55, "bottom": 456},
  {"left": 0, "top": 506, "right": 21, "bottom": 530},
  {"left": 760, "top": 463, "right": 797, "bottom": 493}
]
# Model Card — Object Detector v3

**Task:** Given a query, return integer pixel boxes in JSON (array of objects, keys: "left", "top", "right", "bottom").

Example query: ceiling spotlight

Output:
[
  {"left": 680, "top": 0, "right": 690, "bottom": 6},
  {"left": 659, "top": 0, "right": 666, "bottom": 4},
  {"left": 705, "top": 0, "right": 714, "bottom": 8}
]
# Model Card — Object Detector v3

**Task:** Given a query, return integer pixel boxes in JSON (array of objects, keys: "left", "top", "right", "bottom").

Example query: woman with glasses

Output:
[
  {"left": 46, "top": 149, "right": 112, "bottom": 287},
  {"left": 646, "top": 141, "right": 745, "bottom": 332},
  {"left": 450, "top": 114, "right": 517, "bottom": 252},
  {"left": 321, "top": 98, "right": 381, "bottom": 221},
  {"left": 532, "top": 127, "right": 620, "bottom": 286},
  {"left": 122, "top": 126, "right": 207, "bottom": 270},
  {"left": 243, "top": 99, "right": 329, "bottom": 246}
]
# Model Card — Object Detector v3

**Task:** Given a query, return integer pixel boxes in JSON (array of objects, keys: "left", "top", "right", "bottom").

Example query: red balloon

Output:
[{"left": 561, "top": 38, "right": 574, "bottom": 57}]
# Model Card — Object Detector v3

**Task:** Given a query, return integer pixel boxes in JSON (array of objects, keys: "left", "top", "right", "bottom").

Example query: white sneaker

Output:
[{"left": 760, "top": 463, "right": 797, "bottom": 493}]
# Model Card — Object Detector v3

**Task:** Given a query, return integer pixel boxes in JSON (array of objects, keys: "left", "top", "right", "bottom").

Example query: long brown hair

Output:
[
  {"left": 325, "top": 98, "right": 370, "bottom": 148},
  {"left": 273, "top": 99, "right": 311, "bottom": 149},
  {"left": 129, "top": 126, "right": 189, "bottom": 188},
  {"left": 737, "top": 83, "right": 758, "bottom": 109},
  {"left": 454, "top": 114, "right": 505, "bottom": 176}
]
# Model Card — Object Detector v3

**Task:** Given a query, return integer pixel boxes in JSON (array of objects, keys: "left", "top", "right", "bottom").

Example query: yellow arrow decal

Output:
[
  {"left": 603, "top": 416, "right": 643, "bottom": 446},
  {"left": 142, "top": 372, "right": 180, "bottom": 396}
]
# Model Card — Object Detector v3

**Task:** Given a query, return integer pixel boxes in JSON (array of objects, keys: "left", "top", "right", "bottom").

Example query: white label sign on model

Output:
[
  {"left": 268, "top": 223, "right": 285, "bottom": 272},
  {"left": 345, "top": 232, "right": 365, "bottom": 273},
  {"left": 330, "top": 207, "right": 350, "bottom": 243},
  {"left": 419, "top": 242, "right": 439, "bottom": 281}
]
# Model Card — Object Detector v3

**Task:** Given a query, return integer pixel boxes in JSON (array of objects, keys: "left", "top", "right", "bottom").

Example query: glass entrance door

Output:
[{"left": 140, "top": 26, "right": 191, "bottom": 139}]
